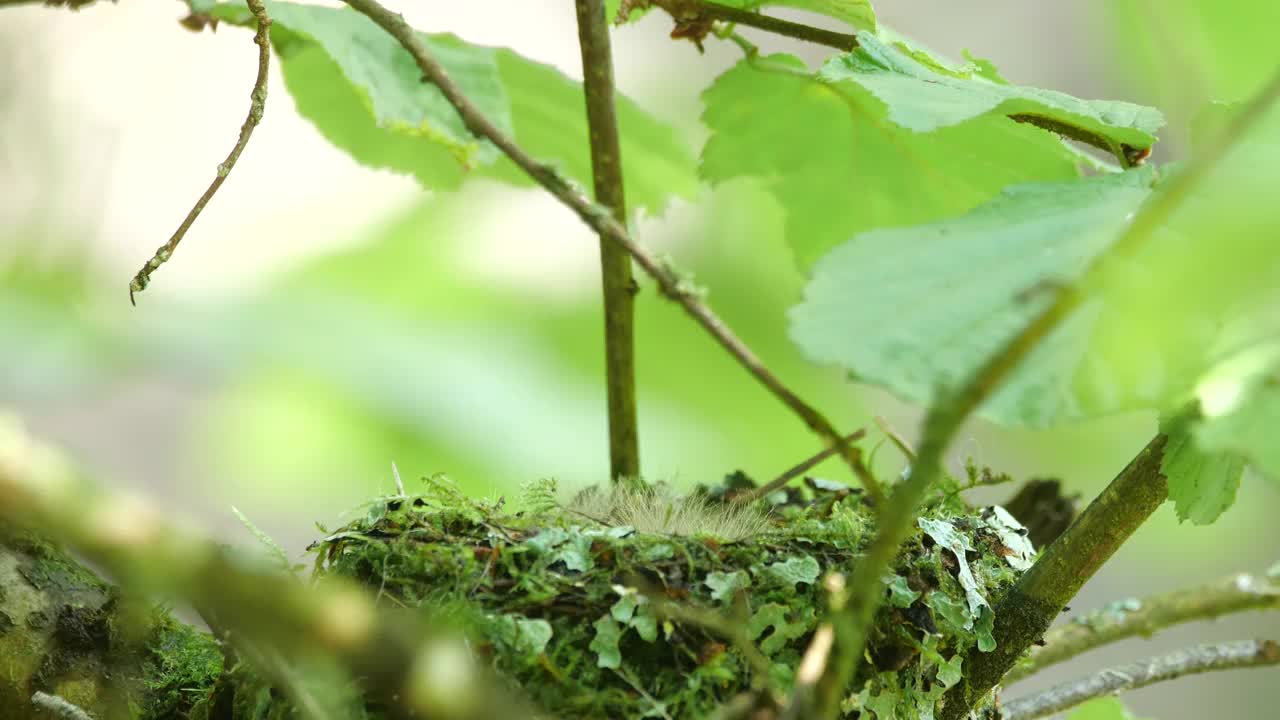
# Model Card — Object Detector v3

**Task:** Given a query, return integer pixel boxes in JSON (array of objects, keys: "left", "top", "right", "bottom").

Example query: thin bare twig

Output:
[
  {"left": 128, "top": 0, "right": 270, "bottom": 304},
  {"left": 737, "top": 428, "right": 866, "bottom": 502},
  {"left": 1002, "top": 640, "right": 1280, "bottom": 720},
  {"left": 338, "top": 0, "right": 881, "bottom": 504},
  {"left": 575, "top": 0, "right": 641, "bottom": 483},
  {"left": 1007, "top": 569, "right": 1280, "bottom": 683},
  {"left": 873, "top": 416, "right": 915, "bottom": 463}
]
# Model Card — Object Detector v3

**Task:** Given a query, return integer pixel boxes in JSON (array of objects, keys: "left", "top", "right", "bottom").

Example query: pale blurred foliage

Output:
[{"left": 1, "top": 2, "right": 1278, "bottom": 718}]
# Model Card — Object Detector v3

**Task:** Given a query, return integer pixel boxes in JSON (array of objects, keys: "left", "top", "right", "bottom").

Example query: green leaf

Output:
[
  {"left": 974, "top": 606, "right": 996, "bottom": 652},
  {"left": 485, "top": 48, "right": 698, "bottom": 215},
  {"left": 861, "top": 689, "right": 899, "bottom": 720},
  {"left": 716, "top": 0, "right": 876, "bottom": 31},
  {"left": 928, "top": 592, "right": 970, "bottom": 633},
  {"left": 1162, "top": 424, "right": 1246, "bottom": 525},
  {"left": 700, "top": 53, "right": 1082, "bottom": 268},
  {"left": 611, "top": 592, "right": 641, "bottom": 624},
  {"left": 763, "top": 554, "right": 821, "bottom": 588},
  {"left": 217, "top": 1, "right": 695, "bottom": 215},
  {"left": 590, "top": 615, "right": 623, "bottom": 669},
  {"left": 1068, "top": 697, "right": 1145, "bottom": 720},
  {"left": 825, "top": 33, "right": 1163, "bottom": 152},
  {"left": 630, "top": 610, "right": 659, "bottom": 642},
  {"left": 262, "top": 1, "right": 510, "bottom": 166},
  {"left": 704, "top": 570, "right": 751, "bottom": 603},
  {"left": 610, "top": 590, "right": 660, "bottom": 642},
  {"left": 527, "top": 527, "right": 594, "bottom": 571},
  {"left": 936, "top": 654, "right": 963, "bottom": 689},
  {"left": 492, "top": 615, "right": 554, "bottom": 657},
  {"left": 1074, "top": 102, "right": 1280, "bottom": 419},
  {"left": 789, "top": 169, "right": 1155, "bottom": 427},
  {"left": 1098, "top": 0, "right": 1280, "bottom": 110},
  {"left": 1194, "top": 378, "right": 1280, "bottom": 486},
  {"left": 747, "top": 603, "right": 812, "bottom": 655},
  {"left": 883, "top": 574, "right": 920, "bottom": 608}
]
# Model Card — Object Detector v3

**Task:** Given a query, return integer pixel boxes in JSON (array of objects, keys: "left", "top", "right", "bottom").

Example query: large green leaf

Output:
[
  {"left": 718, "top": 0, "right": 875, "bottom": 31},
  {"left": 791, "top": 95, "right": 1280, "bottom": 429},
  {"left": 823, "top": 33, "right": 1164, "bottom": 153},
  {"left": 789, "top": 168, "right": 1156, "bottom": 427},
  {"left": 215, "top": 1, "right": 696, "bottom": 215},
  {"left": 1074, "top": 103, "right": 1280, "bottom": 419},
  {"left": 1194, "top": 376, "right": 1280, "bottom": 488},
  {"left": 247, "top": 1, "right": 511, "bottom": 166},
  {"left": 700, "top": 53, "right": 1083, "bottom": 268},
  {"left": 1162, "top": 422, "right": 1246, "bottom": 525},
  {"left": 1094, "top": 0, "right": 1280, "bottom": 111}
]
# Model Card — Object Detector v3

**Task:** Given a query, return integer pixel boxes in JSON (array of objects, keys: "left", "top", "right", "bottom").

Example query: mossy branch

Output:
[
  {"left": 0, "top": 416, "right": 532, "bottom": 720},
  {"left": 338, "top": 0, "right": 880, "bottom": 503},
  {"left": 127, "top": 0, "right": 270, "bottom": 304},
  {"left": 574, "top": 0, "right": 642, "bottom": 483},
  {"left": 938, "top": 433, "right": 1168, "bottom": 719},
  {"left": 1007, "top": 568, "right": 1280, "bottom": 683},
  {"left": 934, "top": 65, "right": 1280, "bottom": 720},
  {"left": 1002, "top": 640, "right": 1280, "bottom": 720}
]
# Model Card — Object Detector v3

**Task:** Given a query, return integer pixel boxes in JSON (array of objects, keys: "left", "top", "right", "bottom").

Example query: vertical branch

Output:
[
  {"left": 574, "top": 0, "right": 641, "bottom": 483},
  {"left": 339, "top": 0, "right": 880, "bottom": 503}
]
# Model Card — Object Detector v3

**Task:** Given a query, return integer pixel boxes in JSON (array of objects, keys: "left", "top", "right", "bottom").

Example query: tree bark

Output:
[{"left": 0, "top": 528, "right": 222, "bottom": 720}]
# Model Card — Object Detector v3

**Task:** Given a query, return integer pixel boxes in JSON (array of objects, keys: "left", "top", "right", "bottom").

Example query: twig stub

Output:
[{"left": 128, "top": 0, "right": 271, "bottom": 304}]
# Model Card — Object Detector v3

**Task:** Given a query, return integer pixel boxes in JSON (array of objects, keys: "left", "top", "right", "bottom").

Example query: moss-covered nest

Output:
[{"left": 308, "top": 474, "right": 1036, "bottom": 718}]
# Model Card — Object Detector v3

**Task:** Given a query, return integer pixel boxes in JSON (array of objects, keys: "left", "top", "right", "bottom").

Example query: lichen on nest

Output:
[{"left": 308, "top": 472, "right": 1036, "bottom": 719}]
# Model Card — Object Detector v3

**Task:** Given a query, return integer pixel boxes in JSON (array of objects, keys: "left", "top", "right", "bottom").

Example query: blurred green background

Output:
[{"left": 1, "top": 1, "right": 1277, "bottom": 717}]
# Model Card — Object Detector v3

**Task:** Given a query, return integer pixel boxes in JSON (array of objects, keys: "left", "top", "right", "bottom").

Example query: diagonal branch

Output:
[
  {"left": 1007, "top": 568, "right": 1280, "bottom": 683},
  {"left": 128, "top": 0, "right": 270, "bottom": 304},
  {"left": 1002, "top": 640, "right": 1280, "bottom": 720},
  {"left": 935, "top": 63, "right": 1280, "bottom": 720},
  {"left": 939, "top": 432, "right": 1169, "bottom": 718},
  {"left": 809, "top": 53, "right": 1280, "bottom": 720},
  {"left": 338, "top": 0, "right": 880, "bottom": 504},
  {"left": 738, "top": 428, "right": 866, "bottom": 502},
  {"left": 635, "top": 0, "right": 858, "bottom": 51},
  {"left": 574, "top": 0, "right": 642, "bottom": 484}
]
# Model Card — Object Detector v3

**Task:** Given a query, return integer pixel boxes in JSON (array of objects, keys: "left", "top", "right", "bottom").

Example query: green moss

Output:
[
  {"left": 0, "top": 527, "right": 222, "bottom": 720},
  {"left": 140, "top": 617, "right": 224, "bottom": 720},
  {"left": 302, "top": 475, "right": 1032, "bottom": 718}
]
